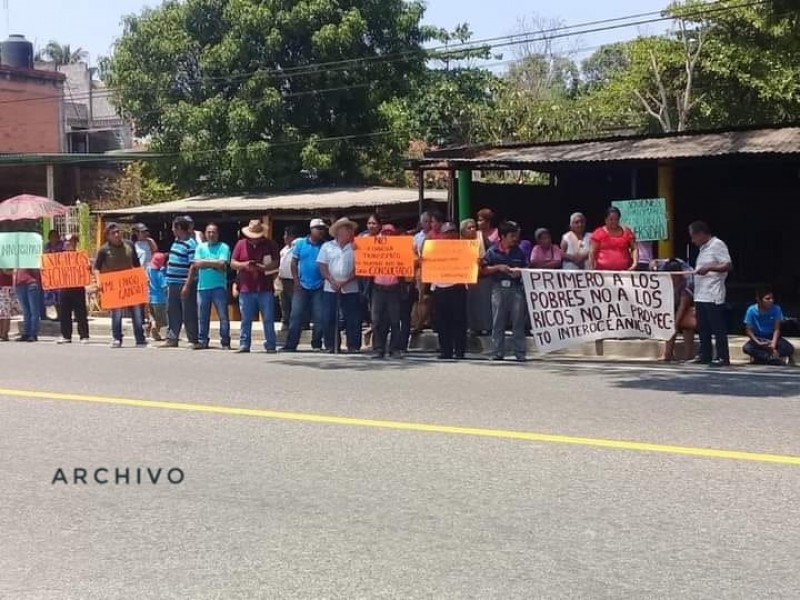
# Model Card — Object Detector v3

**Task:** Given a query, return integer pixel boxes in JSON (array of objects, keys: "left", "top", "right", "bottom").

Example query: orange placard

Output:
[
  {"left": 98, "top": 268, "right": 148, "bottom": 310},
  {"left": 354, "top": 235, "right": 415, "bottom": 278},
  {"left": 41, "top": 251, "right": 91, "bottom": 290},
  {"left": 421, "top": 239, "right": 480, "bottom": 284}
]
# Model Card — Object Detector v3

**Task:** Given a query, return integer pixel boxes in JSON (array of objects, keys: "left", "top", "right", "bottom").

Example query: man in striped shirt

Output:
[{"left": 162, "top": 216, "right": 200, "bottom": 348}]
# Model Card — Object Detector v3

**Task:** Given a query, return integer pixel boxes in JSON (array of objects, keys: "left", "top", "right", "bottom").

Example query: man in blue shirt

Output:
[
  {"left": 281, "top": 218, "right": 327, "bottom": 352},
  {"left": 163, "top": 215, "right": 199, "bottom": 348},
  {"left": 743, "top": 288, "right": 794, "bottom": 365},
  {"left": 481, "top": 220, "right": 529, "bottom": 362},
  {"left": 185, "top": 223, "right": 231, "bottom": 350}
]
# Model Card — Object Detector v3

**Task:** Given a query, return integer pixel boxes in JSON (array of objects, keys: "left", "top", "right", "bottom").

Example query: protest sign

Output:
[
  {"left": 354, "top": 235, "right": 415, "bottom": 278},
  {"left": 98, "top": 268, "right": 148, "bottom": 310},
  {"left": 41, "top": 252, "right": 91, "bottom": 290},
  {"left": 421, "top": 239, "right": 480, "bottom": 284},
  {"left": 522, "top": 269, "right": 675, "bottom": 353},
  {"left": 0, "top": 232, "right": 43, "bottom": 269},
  {"left": 611, "top": 198, "right": 668, "bottom": 241}
]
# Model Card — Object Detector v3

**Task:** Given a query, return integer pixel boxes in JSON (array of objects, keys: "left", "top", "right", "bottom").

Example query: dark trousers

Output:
[
  {"left": 696, "top": 302, "right": 730, "bottom": 362},
  {"left": 433, "top": 285, "right": 467, "bottom": 358},
  {"left": 743, "top": 338, "right": 794, "bottom": 363},
  {"left": 279, "top": 278, "right": 294, "bottom": 325},
  {"left": 167, "top": 282, "right": 199, "bottom": 343},
  {"left": 322, "top": 291, "right": 362, "bottom": 351},
  {"left": 59, "top": 288, "right": 89, "bottom": 340},
  {"left": 371, "top": 286, "right": 402, "bottom": 355},
  {"left": 399, "top": 284, "right": 415, "bottom": 351}
]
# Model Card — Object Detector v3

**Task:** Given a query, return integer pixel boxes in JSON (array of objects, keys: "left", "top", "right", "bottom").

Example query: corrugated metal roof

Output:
[
  {"left": 413, "top": 126, "right": 800, "bottom": 169},
  {"left": 98, "top": 186, "right": 447, "bottom": 216}
]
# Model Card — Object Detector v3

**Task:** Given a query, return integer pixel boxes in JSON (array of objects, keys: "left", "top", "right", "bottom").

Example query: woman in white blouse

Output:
[{"left": 560, "top": 212, "right": 592, "bottom": 270}]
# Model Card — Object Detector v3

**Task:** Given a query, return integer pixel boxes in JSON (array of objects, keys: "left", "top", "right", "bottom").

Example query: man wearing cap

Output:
[
  {"left": 56, "top": 234, "right": 90, "bottom": 344},
  {"left": 162, "top": 216, "right": 200, "bottom": 349},
  {"left": 317, "top": 217, "right": 361, "bottom": 353},
  {"left": 133, "top": 223, "right": 157, "bottom": 331},
  {"left": 281, "top": 219, "right": 327, "bottom": 352},
  {"left": 94, "top": 222, "right": 147, "bottom": 348},
  {"left": 230, "top": 220, "right": 281, "bottom": 353},
  {"left": 278, "top": 226, "right": 299, "bottom": 330},
  {"left": 184, "top": 223, "right": 231, "bottom": 350}
]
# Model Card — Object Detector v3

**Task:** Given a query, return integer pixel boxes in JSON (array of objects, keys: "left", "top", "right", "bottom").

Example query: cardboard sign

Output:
[
  {"left": 0, "top": 232, "right": 43, "bottom": 269},
  {"left": 611, "top": 198, "right": 668, "bottom": 241},
  {"left": 522, "top": 269, "right": 675, "bottom": 354},
  {"left": 41, "top": 252, "right": 91, "bottom": 290},
  {"left": 421, "top": 239, "right": 480, "bottom": 284},
  {"left": 98, "top": 268, "right": 148, "bottom": 310},
  {"left": 354, "top": 235, "right": 415, "bottom": 278}
]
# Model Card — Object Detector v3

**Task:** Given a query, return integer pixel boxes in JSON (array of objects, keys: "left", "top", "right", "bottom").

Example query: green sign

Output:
[
  {"left": 611, "top": 198, "right": 668, "bottom": 241},
  {"left": 0, "top": 232, "right": 43, "bottom": 269}
]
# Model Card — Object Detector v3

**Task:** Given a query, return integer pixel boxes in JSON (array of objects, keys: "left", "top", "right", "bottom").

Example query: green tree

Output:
[
  {"left": 36, "top": 41, "right": 89, "bottom": 66},
  {"left": 107, "top": 0, "right": 432, "bottom": 193}
]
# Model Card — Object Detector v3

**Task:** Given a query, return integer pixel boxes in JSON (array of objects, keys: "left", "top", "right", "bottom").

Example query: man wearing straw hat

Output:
[
  {"left": 230, "top": 219, "right": 281, "bottom": 353},
  {"left": 317, "top": 216, "right": 361, "bottom": 353}
]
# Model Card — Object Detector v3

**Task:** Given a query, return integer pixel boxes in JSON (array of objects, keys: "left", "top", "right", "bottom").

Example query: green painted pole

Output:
[{"left": 457, "top": 169, "right": 471, "bottom": 223}]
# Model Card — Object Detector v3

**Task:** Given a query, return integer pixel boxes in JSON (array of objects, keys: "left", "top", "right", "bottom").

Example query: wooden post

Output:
[
  {"left": 262, "top": 214, "right": 273, "bottom": 239},
  {"left": 417, "top": 169, "right": 425, "bottom": 216},
  {"left": 43, "top": 163, "right": 55, "bottom": 236},
  {"left": 657, "top": 161, "right": 675, "bottom": 258}
]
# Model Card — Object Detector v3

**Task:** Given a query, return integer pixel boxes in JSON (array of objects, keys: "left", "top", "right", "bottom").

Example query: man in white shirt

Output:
[
  {"left": 690, "top": 221, "right": 732, "bottom": 366},
  {"left": 317, "top": 217, "right": 361, "bottom": 353},
  {"left": 278, "top": 226, "right": 299, "bottom": 329}
]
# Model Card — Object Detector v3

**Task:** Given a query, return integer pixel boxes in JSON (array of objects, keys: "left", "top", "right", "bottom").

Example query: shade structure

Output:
[{"left": 0, "top": 194, "right": 69, "bottom": 221}]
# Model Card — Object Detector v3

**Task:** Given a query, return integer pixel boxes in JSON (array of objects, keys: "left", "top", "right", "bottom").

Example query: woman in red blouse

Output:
[{"left": 589, "top": 207, "right": 638, "bottom": 271}]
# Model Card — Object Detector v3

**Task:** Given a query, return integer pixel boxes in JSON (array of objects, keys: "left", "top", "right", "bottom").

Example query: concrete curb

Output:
[{"left": 15, "top": 317, "right": 799, "bottom": 365}]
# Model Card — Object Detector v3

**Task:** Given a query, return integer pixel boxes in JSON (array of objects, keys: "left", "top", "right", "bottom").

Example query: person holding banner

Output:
[
  {"left": 13, "top": 267, "right": 42, "bottom": 342},
  {"left": 481, "top": 220, "right": 528, "bottom": 361},
  {"left": 369, "top": 224, "right": 407, "bottom": 360},
  {"left": 94, "top": 223, "right": 146, "bottom": 348},
  {"left": 430, "top": 222, "right": 469, "bottom": 360},
  {"left": 56, "top": 234, "right": 90, "bottom": 344},
  {"left": 560, "top": 212, "right": 592, "bottom": 270},
  {"left": 660, "top": 259, "right": 696, "bottom": 362},
  {"left": 589, "top": 207, "right": 638, "bottom": 271}
]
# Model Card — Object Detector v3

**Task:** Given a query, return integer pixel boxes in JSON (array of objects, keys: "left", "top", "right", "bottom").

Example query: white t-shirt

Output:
[
  {"left": 561, "top": 232, "right": 591, "bottom": 270},
  {"left": 317, "top": 240, "right": 359, "bottom": 294},
  {"left": 134, "top": 240, "right": 153, "bottom": 268},
  {"left": 278, "top": 241, "right": 296, "bottom": 279},
  {"left": 694, "top": 236, "right": 732, "bottom": 304}
]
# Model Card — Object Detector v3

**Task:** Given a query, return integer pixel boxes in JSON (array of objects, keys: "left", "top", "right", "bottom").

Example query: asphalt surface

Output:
[{"left": 1, "top": 340, "right": 799, "bottom": 599}]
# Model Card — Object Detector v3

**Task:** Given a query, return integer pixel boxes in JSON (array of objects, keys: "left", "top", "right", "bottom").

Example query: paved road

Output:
[{"left": 1, "top": 341, "right": 798, "bottom": 599}]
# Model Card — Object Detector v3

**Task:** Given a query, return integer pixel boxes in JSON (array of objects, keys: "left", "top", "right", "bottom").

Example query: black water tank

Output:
[{"left": 1, "top": 35, "right": 34, "bottom": 69}]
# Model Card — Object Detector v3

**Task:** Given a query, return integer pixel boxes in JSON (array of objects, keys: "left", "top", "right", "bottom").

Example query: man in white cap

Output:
[
  {"left": 230, "top": 220, "right": 281, "bottom": 353},
  {"left": 317, "top": 216, "right": 361, "bottom": 353},
  {"left": 281, "top": 218, "right": 327, "bottom": 352}
]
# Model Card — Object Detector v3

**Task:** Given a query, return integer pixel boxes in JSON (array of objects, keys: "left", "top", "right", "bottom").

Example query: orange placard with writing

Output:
[
  {"left": 98, "top": 268, "right": 148, "bottom": 310},
  {"left": 354, "top": 235, "right": 415, "bottom": 278},
  {"left": 41, "top": 251, "right": 91, "bottom": 290},
  {"left": 421, "top": 239, "right": 480, "bottom": 284}
]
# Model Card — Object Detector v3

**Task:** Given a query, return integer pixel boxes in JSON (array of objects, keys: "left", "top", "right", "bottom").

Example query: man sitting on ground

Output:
[{"left": 743, "top": 288, "right": 795, "bottom": 365}]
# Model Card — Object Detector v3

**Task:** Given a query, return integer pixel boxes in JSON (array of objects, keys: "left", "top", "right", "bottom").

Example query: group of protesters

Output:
[{"left": 0, "top": 206, "right": 794, "bottom": 366}]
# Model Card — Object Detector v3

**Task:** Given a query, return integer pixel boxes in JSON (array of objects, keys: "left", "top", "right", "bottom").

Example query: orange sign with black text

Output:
[
  {"left": 354, "top": 235, "right": 415, "bottom": 278},
  {"left": 41, "top": 252, "right": 91, "bottom": 290},
  {"left": 98, "top": 268, "right": 148, "bottom": 310}
]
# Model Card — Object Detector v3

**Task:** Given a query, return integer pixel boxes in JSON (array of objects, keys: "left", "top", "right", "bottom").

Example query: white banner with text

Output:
[{"left": 522, "top": 269, "right": 675, "bottom": 354}]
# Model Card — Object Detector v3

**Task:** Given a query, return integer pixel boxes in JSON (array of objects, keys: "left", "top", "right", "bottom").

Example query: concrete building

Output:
[{"left": 0, "top": 63, "right": 65, "bottom": 153}]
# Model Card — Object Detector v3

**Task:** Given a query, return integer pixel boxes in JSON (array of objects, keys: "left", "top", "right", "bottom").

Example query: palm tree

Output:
[{"left": 35, "top": 41, "right": 89, "bottom": 66}]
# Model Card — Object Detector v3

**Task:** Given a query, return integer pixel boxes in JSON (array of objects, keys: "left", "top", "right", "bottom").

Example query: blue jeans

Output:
[
  {"left": 323, "top": 291, "right": 362, "bottom": 351},
  {"left": 167, "top": 282, "right": 199, "bottom": 343},
  {"left": 239, "top": 291, "right": 276, "bottom": 351},
  {"left": 15, "top": 283, "right": 41, "bottom": 338},
  {"left": 283, "top": 287, "right": 324, "bottom": 350},
  {"left": 111, "top": 306, "right": 145, "bottom": 344},
  {"left": 199, "top": 287, "right": 230, "bottom": 347}
]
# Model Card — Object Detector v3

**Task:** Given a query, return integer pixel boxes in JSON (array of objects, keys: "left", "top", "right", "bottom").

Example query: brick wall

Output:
[{"left": 0, "top": 67, "right": 65, "bottom": 153}]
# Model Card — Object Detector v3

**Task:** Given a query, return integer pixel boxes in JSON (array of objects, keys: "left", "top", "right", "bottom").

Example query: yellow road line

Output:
[{"left": 2, "top": 387, "right": 799, "bottom": 466}]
